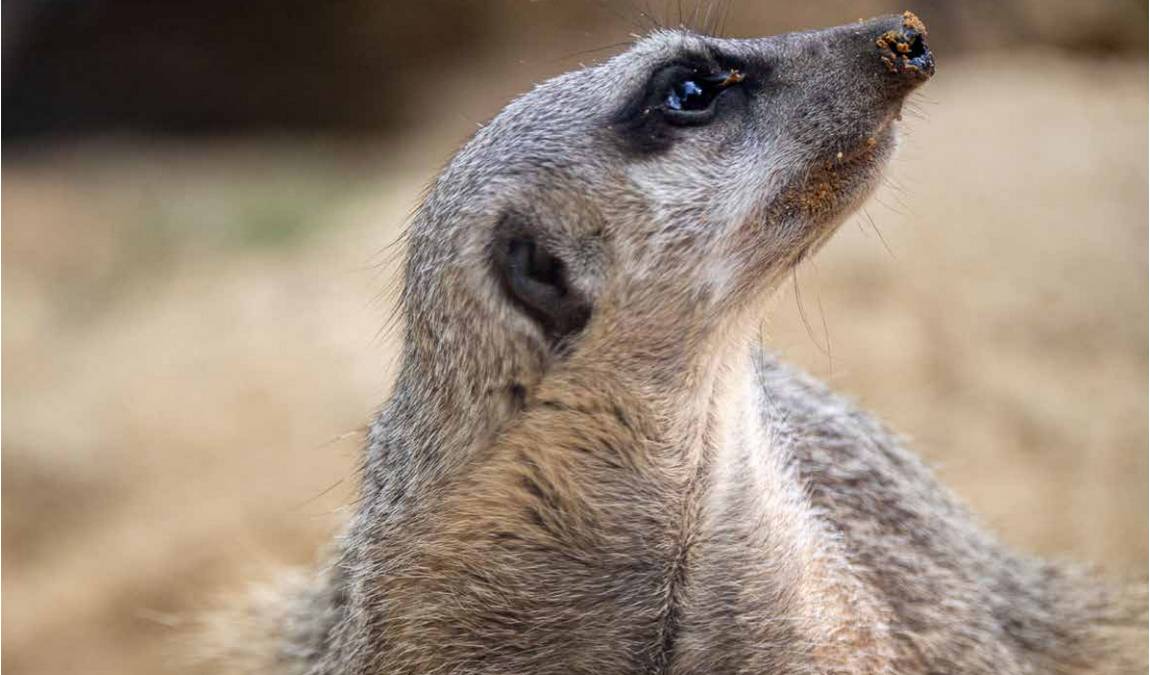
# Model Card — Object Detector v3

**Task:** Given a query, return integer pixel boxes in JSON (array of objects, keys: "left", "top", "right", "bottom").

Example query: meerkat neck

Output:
[
  {"left": 365, "top": 291, "right": 762, "bottom": 509},
  {"left": 337, "top": 334, "right": 775, "bottom": 672}
]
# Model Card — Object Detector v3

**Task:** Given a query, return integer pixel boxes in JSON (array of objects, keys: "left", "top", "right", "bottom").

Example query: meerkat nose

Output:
[{"left": 874, "top": 11, "right": 935, "bottom": 87}]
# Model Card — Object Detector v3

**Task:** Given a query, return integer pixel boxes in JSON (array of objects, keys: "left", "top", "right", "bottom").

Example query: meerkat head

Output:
[{"left": 400, "top": 13, "right": 933, "bottom": 392}]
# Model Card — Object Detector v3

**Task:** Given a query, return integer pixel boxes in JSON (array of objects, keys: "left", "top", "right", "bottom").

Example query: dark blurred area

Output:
[{"left": 4, "top": 0, "right": 1146, "bottom": 141}]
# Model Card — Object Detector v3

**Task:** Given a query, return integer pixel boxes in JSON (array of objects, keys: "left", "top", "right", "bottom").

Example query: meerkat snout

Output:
[{"left": 875, "top": 11, "right": 935, "bottom": 83}]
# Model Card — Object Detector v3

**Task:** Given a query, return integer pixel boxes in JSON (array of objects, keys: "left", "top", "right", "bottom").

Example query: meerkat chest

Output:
[
  {"left": 656, "top": 368, "right": 897, "bottom": 673},
  {"left": 669, "top": 430, "right": 898, "bottom": 673},
  {"left": 370, "top": 374, "right": 890, "bottom": 673}
]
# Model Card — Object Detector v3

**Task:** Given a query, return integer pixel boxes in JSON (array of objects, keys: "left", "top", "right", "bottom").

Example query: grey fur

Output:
[{"left": 206, "top": 15, "right": 1146, "bottom": 674}]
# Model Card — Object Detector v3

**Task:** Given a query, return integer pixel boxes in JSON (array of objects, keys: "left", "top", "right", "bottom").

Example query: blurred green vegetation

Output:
[{"left": 2, "top": 145, "right": 389, "bottom": 330}]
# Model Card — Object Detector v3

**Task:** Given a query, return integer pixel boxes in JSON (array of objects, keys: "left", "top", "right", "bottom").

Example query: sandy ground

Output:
[{"left": 3, "top": 52, "right": 1147, "bottom": 674}]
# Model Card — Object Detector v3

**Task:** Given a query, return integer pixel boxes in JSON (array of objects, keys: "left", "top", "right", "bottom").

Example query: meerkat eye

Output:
[
  {"left": 665, "top": 79, "right": 708, "bottom": 111},
  {"left": 660, "top": 68, "right": 745, "bottom": 124}
]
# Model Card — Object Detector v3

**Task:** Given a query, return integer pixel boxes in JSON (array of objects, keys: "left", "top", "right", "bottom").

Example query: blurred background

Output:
[{"left": 3, "top": 1, "right": 1146, "bottom": 673}]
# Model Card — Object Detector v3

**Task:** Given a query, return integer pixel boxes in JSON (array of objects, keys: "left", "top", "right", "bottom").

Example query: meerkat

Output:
[{"left": 202, "top": 12, "right": 1147, "bottom": 674}]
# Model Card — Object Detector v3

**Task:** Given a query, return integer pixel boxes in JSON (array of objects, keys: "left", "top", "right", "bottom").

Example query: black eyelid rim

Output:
[
  {"left": 661, "top": 50, "right": 748, "bottom": 95},
  {"left": 666, "top": 43, "right": 747, "bottom": 71}
]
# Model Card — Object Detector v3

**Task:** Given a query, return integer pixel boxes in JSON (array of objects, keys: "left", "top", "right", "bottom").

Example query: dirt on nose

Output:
[{"left": 875, "top": 11, "right": 934, "bottom": 80}]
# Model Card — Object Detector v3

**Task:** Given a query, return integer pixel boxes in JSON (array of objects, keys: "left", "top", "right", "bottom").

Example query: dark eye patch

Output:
[{"left": 611, "top": 52, "right": 747, "bottom": 156}]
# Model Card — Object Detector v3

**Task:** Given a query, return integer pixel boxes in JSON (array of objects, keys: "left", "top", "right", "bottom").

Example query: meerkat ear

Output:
[{"left": 493, "top": 228, "right": 591, "bottom": 347}]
